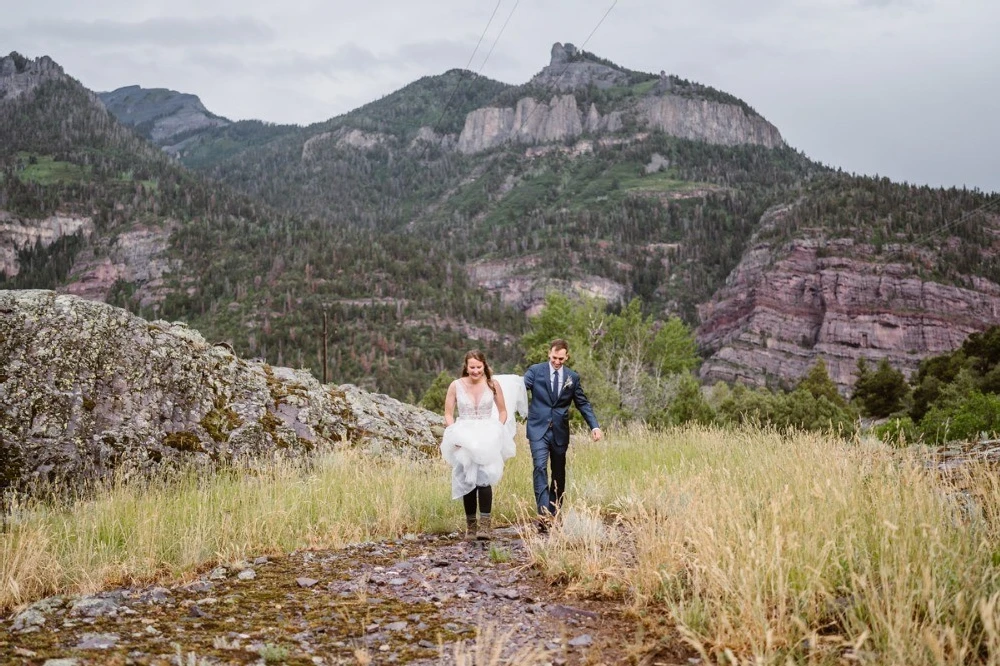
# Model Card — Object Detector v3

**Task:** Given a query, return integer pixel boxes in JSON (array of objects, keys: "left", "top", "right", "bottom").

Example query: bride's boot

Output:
[
  {"left": 477, "top": 514, "right": 491, "bottom": 541},
  {"left": 465, "top": 516, "right": 478, "bottom": 540}
]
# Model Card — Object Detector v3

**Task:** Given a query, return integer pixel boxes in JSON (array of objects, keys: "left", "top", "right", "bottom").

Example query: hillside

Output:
[
  {"left": 0, "top": 52, "right": 525, "bottom": 399},
  {"left": 8, "top": 44, "right": 1000, "bottom": 398},
  {"left": 97, "top": 85, "right": 231, "bottom": 150}
]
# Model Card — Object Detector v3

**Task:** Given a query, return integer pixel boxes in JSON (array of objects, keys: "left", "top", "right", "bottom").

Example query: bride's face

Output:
[{"left": 465, "top": 359, "right": 485, "bottom": 381}]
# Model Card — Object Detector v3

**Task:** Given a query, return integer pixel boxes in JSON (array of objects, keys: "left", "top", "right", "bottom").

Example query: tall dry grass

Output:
[
  {"left": 6, "top": 425, "right": 1000, "bottom": 664},
  {"left": 1, "top": 448, "right": 537, "bottom": 612},
  {"left": 524, "top": 425, "right": 1000, "bottom": 664}
]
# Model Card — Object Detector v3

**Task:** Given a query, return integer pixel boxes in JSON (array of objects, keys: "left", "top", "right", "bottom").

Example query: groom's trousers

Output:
[{"left": 530, "top": 429, "right": 567, "bottom": 516}]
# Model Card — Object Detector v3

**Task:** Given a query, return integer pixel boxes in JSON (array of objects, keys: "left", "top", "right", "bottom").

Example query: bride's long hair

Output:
[{"left": 461, "top": 349, "right": 496, "bottom": 396}]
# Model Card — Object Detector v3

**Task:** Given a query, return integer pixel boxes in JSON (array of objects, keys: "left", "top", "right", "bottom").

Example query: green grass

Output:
[
  {"left": 17, "top": 154, "right": 90, "bottom": 184},
  {"left": 621, "top": 170, "right": 714, "bottom": 194}
]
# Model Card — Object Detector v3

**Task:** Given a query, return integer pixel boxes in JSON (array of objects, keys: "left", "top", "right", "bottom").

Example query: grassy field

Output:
[
  {"left": 16, "top": 154, "right": 90, "bottom": 184},
  {"left": 3, "top": 426, "right": 1000, "bottom": 664}
]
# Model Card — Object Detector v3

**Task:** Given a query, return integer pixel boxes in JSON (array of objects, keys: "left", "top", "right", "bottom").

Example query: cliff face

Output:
[
  {"left": 468, "top": 255, "right": 628, "bottom": 315},
  {"left": 0, "top": 291, "right": 443, "bottom": 495},
  {"left": 61, "top": 223, "right": 180, "bottom": 307},
  {"left": 696, "top": 206, "right": 1000, "bottom": 390},
  {"left": 636, "top": 95, "right": 783, "bottom": 148},
  {"left": 0, "top": 53, "right": 65, "bottom": 101},
  {"left": 456, "top": 91, "right": 781, "bottom": 154},
  {"left": 0, "top": 211, "right": 94, "bottom": 277}
]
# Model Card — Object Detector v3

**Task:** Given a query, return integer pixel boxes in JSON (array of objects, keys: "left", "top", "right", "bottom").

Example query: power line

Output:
[
  {"left": 476, "top": 0, "right": 520, "bottom": 75},
  {"left": 431, "top": 0, "right": 505, "bottom": 135},
  {"left": 911, "top": 195, "right": 1000, "bottom": 247}
]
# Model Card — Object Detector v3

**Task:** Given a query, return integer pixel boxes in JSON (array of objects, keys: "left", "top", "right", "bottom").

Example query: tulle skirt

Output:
[{"left": 441, "top": 417, "right": 513, "bottom": 500}]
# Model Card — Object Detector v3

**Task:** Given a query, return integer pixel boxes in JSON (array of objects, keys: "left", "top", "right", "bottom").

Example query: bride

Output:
[{"left": 440, "top": 350, "right": 527, "bottom": 539}]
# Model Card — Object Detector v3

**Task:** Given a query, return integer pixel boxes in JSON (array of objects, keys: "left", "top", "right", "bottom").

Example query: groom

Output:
[{"left": 524, "top": 339, "right": 602, "bottom": 523}]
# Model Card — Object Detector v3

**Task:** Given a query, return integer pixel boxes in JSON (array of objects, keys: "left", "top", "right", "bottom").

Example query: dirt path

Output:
[{"left": 2, "top": 526, "right": 697, "bottom": 665}]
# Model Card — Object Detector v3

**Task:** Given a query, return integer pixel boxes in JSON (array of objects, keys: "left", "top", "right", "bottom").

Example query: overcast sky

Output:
[{"left": 3, "top": 0, "right": 998, "bottom": 192}]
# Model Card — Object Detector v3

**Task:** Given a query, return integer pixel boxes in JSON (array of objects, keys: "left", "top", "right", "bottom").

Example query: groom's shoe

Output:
[{"left": 536, "top": 515, "right": 552, "bottom": 534}]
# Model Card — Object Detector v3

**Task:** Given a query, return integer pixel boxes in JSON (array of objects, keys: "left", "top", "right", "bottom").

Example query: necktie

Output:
[{"left": 552, "top": 370, "right": 560, "bottom": 395}]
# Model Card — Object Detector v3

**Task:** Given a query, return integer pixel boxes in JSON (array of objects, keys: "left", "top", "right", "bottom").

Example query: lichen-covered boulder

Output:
[{"left": 0, "top": 290, "right": 443, "bottom": 494}]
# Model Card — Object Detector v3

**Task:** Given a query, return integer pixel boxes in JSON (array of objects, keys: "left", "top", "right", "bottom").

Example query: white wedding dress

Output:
[{"left": 440, "top": 375, "right": 527, "bottom": 499}]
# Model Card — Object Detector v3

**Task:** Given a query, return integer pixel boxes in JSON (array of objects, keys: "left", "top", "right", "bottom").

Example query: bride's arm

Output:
[
  {"left": 444, "top": 381, "right": 458, "bottom": 427},
  {"left": 493, "top": 383, "right": 508, "bottom": 425}
]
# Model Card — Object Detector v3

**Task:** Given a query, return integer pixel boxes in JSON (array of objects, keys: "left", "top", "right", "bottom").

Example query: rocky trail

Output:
[{"left": 1, "top": 525, "right": 696, "bottom": 666}]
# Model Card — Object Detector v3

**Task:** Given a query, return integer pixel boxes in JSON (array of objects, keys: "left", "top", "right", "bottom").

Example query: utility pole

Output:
[{"left": 322, "top": 309, "right": 329, "bottom": 384}]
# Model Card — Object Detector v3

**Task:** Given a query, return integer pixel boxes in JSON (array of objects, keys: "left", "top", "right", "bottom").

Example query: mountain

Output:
[
  {"left": 0, "top": 52, "right": 524, "bottom": 401},
  {"left": 8, "top": 45, "right": 1000, "bottom": 400},
  {"left": 97, "top": 85, "right": 231, "bottom": 150}
]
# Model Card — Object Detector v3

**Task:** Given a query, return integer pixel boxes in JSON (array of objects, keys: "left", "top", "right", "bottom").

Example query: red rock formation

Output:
[{"left": 697, "top": 207, "right": 1000, "bottom": 392}]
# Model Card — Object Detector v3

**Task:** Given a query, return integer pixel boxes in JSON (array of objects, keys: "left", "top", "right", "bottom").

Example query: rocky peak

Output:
[
  {"left": 531, "top": 42, "right": 629, "bottom": 91},
  {"left": 99, "top": 84, "right": 230, "bottom": 145},
  {"left": 0, "top": 52, "right": 66, "bottom": 102},
  {"left": 550, "top": 42, "right": 579, "bottom": 65}
]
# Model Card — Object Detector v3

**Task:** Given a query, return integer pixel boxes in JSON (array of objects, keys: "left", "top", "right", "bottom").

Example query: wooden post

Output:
[{"left": 322, "top": 309, "right": 329, "bottom": 384}]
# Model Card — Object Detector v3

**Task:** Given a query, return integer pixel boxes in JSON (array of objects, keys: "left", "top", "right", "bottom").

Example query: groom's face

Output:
[{"left": 548, "top": 348, "right": 568, "bottom": 370}]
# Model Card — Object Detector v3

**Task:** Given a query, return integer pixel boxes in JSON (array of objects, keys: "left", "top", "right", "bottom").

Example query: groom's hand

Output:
[{"left": 591, "top": 428, "right": 603, "bottom": 442}]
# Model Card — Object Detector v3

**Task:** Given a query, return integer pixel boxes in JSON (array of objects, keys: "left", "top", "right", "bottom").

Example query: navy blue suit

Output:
[{"left": 523, "top": 362, "right": 599, "bottom": 515}]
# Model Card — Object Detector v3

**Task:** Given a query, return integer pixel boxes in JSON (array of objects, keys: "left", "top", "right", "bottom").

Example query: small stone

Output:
[
  {"left": 13, "top": 647, "right": 37, "bottom": 657},
  {"left": 11, "top": 608, "right": 46, "bottom": 631},
  {"left": 208, "top": 567, "right": 227, "bottom": 580},
  {"left": 181, "top": 581, "right": 213, "bottom": 593},
  {"left": 379, "top": 644, "right": 391, "bottom": 652},
  {"left": 388, "top": 577, "right": 408, "bottom": 586},
  {"left": 296, "top": 577, "right": 319, "bottom": 588},
  {"left": 144, "top": 625, "right": 161, "bottom": 635},
  {"left": 385, "top": 621, "right": 408, "bottom": 631},
  {"left": 568, "top": 634, "right": 593, "bottom": 647},
  {"left": 418, "top": 640, "right": 436, "bottom": 649},
  {"left": 188, "top": 605, "right": 209, "bottom": 618},
  {"left": 237, "top": 569, "right": 256, "bottom": 581},
  {"left": 254, "top": 556, "right": 269, "bottom": 565},
  {"left": 42, "top": 660, "right": 80, "bottom": 666},
  {"left": 70, "top": 598, "right": 120, "bottom": 618},
  {"left": 138, "top": 587, "right": 170, "bottom": 604},
  {"left": 75, "top": 633, "right": 119, "bottom": 649}
]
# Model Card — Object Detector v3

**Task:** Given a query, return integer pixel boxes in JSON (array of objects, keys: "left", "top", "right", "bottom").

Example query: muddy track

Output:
[{"left": 1, "top": 526, "right": 697, "bottom": 665}]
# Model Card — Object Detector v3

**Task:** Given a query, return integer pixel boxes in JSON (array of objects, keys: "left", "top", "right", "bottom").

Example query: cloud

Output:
[{"left": 18, "top": 15, "right": 275, "bottom": 47}]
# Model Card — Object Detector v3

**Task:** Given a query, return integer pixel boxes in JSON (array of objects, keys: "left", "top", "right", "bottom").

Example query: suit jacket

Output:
[{"left": 524, "top": 362, "right": 599, "bottom": 449}]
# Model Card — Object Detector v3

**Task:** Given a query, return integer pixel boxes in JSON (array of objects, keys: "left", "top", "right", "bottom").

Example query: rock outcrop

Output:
[
  {"left": 0, "top": 291, "right": 443, "bottom": 494},
  {"left": 468, "top": 256, "right": 627, "bottom": 315},
  {"left": 0, "top": 211, "right": 94, "bottom": 277},
  {"left": 61, "top": 223, "right": 179, "bottom": 307},
  {"left": 696, "top": 206, "right": 1000, "bottom": 391},
  {"left": 97, "top": 85, "right": 230, "bottom": 145},
  {"left": 456, "top": 90, "right": 781, "bottom": 155},
  {"left": 532, "top": 42, "right": 630, "bottom": 91},
  {"left": 454, "top": 42, "right": 783, "bottom": 153},
  {"left": 636, "top": 95, "right": 783, "bottom": 148},
  {"left": 0, "top": 53, "right": 65, "bottom": 102}
]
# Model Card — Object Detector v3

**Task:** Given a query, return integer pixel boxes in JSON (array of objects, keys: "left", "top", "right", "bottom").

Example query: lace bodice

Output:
[{"left": 455, "top": 380, "right": 495, "bottom": 420}]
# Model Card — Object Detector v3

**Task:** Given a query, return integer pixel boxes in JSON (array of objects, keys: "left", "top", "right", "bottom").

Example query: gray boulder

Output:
[{"left": 0, "top": 290, "right": 443, "bottom": 494}]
